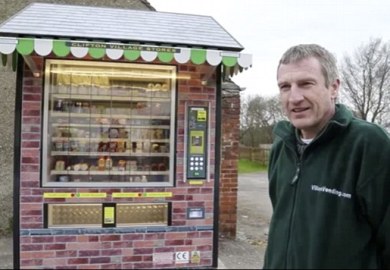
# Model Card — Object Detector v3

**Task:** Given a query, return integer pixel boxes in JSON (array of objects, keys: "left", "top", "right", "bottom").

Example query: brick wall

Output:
[
  {"left": 17, "top": 55, "right": 218, "bottom": 269},
  {"left": 219, "top": 91, "right": 240, "bottom": 238},
  {"left": 20, "top": 231, "right": 213, "bottom": 268}
]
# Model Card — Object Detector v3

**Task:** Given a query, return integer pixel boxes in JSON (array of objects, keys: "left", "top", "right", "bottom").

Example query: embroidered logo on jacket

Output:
[{"left": 311, "top": 185, "right": 352, "bottom": 199}]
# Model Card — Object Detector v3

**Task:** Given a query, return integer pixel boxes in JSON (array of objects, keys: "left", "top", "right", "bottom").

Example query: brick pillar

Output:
[{"left": 219, "top": 85, "right": 240, "bottom": 238}]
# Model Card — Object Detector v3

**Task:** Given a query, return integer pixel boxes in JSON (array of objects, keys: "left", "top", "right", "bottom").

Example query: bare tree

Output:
[
  {"left": 240, "top": 94, "right": 285, "bottom": 146},
  {"left": 340, "top": 38, "right": 390, "bottom": 128}
]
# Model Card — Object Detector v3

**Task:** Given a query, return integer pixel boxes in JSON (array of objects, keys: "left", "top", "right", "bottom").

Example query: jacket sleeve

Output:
[
  {"left": 378, "top": 207, "right": 390, "bottom": 269},
  {"left": 356, "top": 127, "right": 390, "bottom": 269}
]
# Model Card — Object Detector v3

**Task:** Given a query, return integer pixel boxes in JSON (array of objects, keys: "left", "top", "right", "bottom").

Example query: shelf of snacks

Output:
[
  {"left": 51, "top": 152, "right": 170, "bottom": 157},
  {"left": 50, "top": 111, "right": 171, "bottom": 120},
  {"left": 42, "top": 59, "right": 176, "bottom": 187},
  {"left": 51, "top": 94, "right": 171, "bottom": 102},
  {"left": 50, "top": 171, "right": 170, "bottom": 176}
]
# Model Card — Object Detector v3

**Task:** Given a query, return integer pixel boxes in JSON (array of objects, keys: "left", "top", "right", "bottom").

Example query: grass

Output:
[{"left": 238, "top": 159, "right": 268, "bottom": 174}]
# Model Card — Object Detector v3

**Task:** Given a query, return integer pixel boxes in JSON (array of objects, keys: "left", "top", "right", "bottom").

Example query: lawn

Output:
[{"left": 238, "top": 159, "right": 267, "bottom": 174}]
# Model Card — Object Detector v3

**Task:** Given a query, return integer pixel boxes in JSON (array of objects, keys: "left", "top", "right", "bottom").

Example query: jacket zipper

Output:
[
  {"left": 285, "top": 147, "right": 303, "bottom": 268},
  {"left": 279, "top": 123, "right": 330, "bottom": 267},
  {"left": 290, "top": 162, "right": 301, "bottom": 185}
]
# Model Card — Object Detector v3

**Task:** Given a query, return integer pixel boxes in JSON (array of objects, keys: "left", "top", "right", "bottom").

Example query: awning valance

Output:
[{"left": 0, "top": 37, "right": 252, "bottom": 72}]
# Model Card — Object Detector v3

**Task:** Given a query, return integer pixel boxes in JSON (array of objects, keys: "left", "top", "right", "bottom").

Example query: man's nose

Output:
[{"left": 289, "top": 86, "right": 304, "bottom": 103}]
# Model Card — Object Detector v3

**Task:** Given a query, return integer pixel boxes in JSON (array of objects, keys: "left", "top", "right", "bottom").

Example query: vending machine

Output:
[{"left": 0, "top": 3, "right": 251, "bottom": 269}]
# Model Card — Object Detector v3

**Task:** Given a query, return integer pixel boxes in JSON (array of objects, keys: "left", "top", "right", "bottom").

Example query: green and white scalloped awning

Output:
[{"left": 0, "top": 37, "right": 252, "bottom": 73}]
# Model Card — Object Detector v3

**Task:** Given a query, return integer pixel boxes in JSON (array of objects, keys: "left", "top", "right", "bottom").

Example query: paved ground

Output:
[
  {"left": 218, "top": 172, "right": 271, "bottom": 269},
  {"left": 0, "top": 172, "right": 271, "bottom": 269}
]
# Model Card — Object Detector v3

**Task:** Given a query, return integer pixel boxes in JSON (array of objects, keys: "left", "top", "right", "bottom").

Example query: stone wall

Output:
[{"left": 0, "top": 68, "right": 15, "bottom": 234}]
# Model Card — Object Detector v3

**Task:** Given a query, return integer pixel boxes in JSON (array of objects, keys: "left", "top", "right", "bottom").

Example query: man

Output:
[{"left": 263, "top": 44, "right": 390, "bottom": 269}]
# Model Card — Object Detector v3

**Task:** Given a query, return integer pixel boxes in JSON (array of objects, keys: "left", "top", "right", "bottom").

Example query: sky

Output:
[{"left": 149, "top": 0, "right": 390, "bottom": 99}]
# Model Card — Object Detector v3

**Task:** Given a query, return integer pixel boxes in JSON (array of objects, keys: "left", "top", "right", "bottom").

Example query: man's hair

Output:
[{"left": 278, "top": 44, "right": 339, "bottom": 87}]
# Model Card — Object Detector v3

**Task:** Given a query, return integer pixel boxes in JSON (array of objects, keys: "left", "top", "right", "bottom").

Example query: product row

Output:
[
  {"left": 52, "top": 82, "right": 171, "bottom": 98},
  {"left": 51, "top": 139, "right": 169, "bottom": 154},
  {"left": 53, "top": 156, "right": 168, "bottom": 171},
  {"left": 53, "top": 174, "right": 169, "bottom": 183},
  {"left": 52, "top": 126, "right": 168, "bottom": 140},
  {"left": 51, "top": 99, "right": 171, "bottom": 116},
  {"left": 51, "top": 156, "right": 170, "bottom": 183}
]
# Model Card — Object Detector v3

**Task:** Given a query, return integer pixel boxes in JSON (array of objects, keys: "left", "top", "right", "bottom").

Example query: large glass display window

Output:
[{"left": 42, "top": 60, "right": 176, "bottom": 187}]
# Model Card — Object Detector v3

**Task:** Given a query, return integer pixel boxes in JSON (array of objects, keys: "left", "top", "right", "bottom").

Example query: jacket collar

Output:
[{"left": 274, "top": 104, "right": 353, "bottom": 145}]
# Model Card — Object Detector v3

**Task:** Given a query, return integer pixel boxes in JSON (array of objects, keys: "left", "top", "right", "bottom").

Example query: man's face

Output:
[{"left": 277, "top": 57, "right": 339, "bottom": 139}]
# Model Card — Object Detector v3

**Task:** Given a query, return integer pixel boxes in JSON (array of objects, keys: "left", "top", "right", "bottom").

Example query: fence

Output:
[{"left": 239, "top": 144, "right": 271, "bottom": 166}]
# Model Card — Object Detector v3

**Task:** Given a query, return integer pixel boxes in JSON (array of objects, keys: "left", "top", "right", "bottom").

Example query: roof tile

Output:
[{"left": 0, "top": 3, "right": 243, "bottom": 51}]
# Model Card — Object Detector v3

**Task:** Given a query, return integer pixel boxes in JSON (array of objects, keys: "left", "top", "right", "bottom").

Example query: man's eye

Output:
[
  {"left": 301, "top": 82, "right": 313, "bottom": 87},
  {"left": 279, "top": 85, "right": 290, "bottom": 92}
]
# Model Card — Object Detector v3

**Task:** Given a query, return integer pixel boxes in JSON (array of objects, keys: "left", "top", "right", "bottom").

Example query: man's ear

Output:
[{"left": 330, "top": 79, "right": 340, "bottom": 99}]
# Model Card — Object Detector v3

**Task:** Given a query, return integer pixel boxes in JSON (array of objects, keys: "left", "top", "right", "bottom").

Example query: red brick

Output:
[
  {"left": 123, "top": 255, "right": 143, "bottom": 262},
  {"left": 23, "top": 109, "right": 41, "bottom": 116},
  {"left": 90, "top": 257, "right": 111, "bottom": 264},
  {"left": 100, "top": 235, "right": 121, "bottom": 242},
  {"left": 171, "top": 220, "right": 186, "bottom": 226},
  {"left": 21, "top": 251, "right": 55, "bottom": 259},
  {"left": 123, "top": 234, "right": 143, "bottom": 241},
  {"left": 102, "top": 249, "right": 122, "bottom": 256},
  {"left": 197, "top": 245, "right": 212, "bottom": 251},
  {"left": 188, "top": 201, "right": 204, "bottom": 207},
  {"left": 22, "top": 117, "right": 41, "bottom": 124},
  {"left": 172, "top": 208, "right": 186, "bottom": 213},
  {"left": 20, "top": 259, "right": 43, "bottom": 267},
  {"left": 22, "top": 157, "right": 40, "bottom": 164},
  {"left": 32, "top": 236, "right": 54, "bottom": 243},
  {"left": 21, "top": 149, "right": 40, "bottom": 157},
  {"left": 21, "top": 196, "right": 42, "bottom": 203},
  {"left": 171, "top": 194, "right": 185, "bottom": 201},
  {"left": 68, "top": 258, "right": 89, "bottom": 264},
  {"left": 23, "top": 94, "right": 41, "bottom": 101},
  {"left": 164, "top": 239, "right": 185, "bottom": 246},
  {"left": 56, "top": 250, "right": 77, "bottom": 257},
  {"left": 100, "top": 264, "right": 122, "bottom": 269},
  {"left": 172, "top": 213, "right": 186, "bottom": 220},
  {"left": 21, "top": 209, "right": 42, "bottom": 216},
  {"left": 79, "top": 250, "right": 100, "bottom": 257},
  {"left": 134, "top": 262, "right": 154, "bottom": 269},
  {"left": 200, "top": 231, "right": 213, "bottom": 237},
  {"left": 187, "top": 231, "right": 200, "bottom": 238},
  {"left": 21, "top": 244, "right": 43, "bottom": 251},
  {"left": 166, "top": 233, "right": 187, "bottom": 240},
  {"left": 144, "top": 233, "right": 164, "bottom": 240},
  {"left": 133, "top": 248, "right": 153, "bottom": 255},
  {"left": 55, "top": 236, "right": 77, "bottom": 242},
  {"left": 22, "top": 141, "right": 40, "bottom": 148},
  {"left": 134, "top": 240, "right": 161, "bottom": 248},
  {"left": 21, "top": 164, "right": 40, "bottom": 172},
  {"left": 154, "top": 247, "right": 175, "bottom": 253},
  {"left": 113, "top": 241, "right": 132, "bottom": 249},
  {"left": 42, "top": 258, "right": 67, "bottom": 267}
]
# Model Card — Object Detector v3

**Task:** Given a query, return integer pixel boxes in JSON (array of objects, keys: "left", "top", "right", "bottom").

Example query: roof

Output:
[
  {"left": 0, "top": 2, "right": 243, "bottom": 51},
  {"left": 0, "top": 3, "right": 252, "bottom": 73}
]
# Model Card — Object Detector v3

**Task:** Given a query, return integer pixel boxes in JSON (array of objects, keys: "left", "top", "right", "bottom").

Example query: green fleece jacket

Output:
[{"left": 264, "top": 104, "right": 390, "bottom": 269}]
